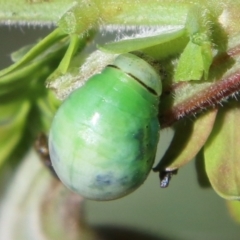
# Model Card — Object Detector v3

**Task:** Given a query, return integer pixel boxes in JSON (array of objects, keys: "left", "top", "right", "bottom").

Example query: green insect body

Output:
[{"left": 49, "top": 53, "right": 161, "bottom": 200}]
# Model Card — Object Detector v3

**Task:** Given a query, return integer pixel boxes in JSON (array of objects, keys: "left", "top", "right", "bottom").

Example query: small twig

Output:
[{"left": 160, "top": 45, "right": 240, "bottom": 128}]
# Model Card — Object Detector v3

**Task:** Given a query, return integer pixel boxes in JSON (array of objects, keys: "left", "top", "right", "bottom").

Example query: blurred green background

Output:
[{"left": 1, "top": 26, "right": 240, "bottom": 240}]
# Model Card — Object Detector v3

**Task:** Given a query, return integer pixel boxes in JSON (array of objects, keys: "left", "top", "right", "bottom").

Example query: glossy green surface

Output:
[
  {"left": 113, "top": 53, "right": 162, "bottom": 96},
  {"left": 49, "top": 55, "right": 160, "bottom": 200}
]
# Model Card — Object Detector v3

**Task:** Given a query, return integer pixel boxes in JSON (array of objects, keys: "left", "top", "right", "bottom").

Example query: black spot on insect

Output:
[
  {"left": 159, "top": 169, "right": 178, "bottom": 188},
  {"left": 118, "top": 175, "right": 129, "bottom": 186},
  {"left": 132, "top": 129, "right": 146, "bottom": 161},
  {"left": 95, "top": 173, "right": 114, "bottom": 186},
  {"left": 34, "top": 133, "right": 58, "bottom": 179},
  {"left": 133, "top": 129, "right": 144, "bottom": 142}
]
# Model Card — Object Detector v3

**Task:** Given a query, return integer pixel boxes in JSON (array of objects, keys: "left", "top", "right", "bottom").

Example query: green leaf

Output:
[
  {"left": 0, "top": 28, "right": 67, "bottom": 77},
  {"left": 0, "top": 0, "right": 74, "bottom": 25},
  {"left": 99, "top": 28, "right": 186, "bottom": 54},
  {"left": 226, "top": 200, "right": 240, "bottom": 224},
  {"left": 174, "top": 39, "right": 213, "bottom": 81},
  {"left": 0, "top": 100, "right": 31, "bottom": 167},
  {"left": 10, "top": 44, "right": 35, "bottom": 63},
  {"left": 204, "top": 101, "right": 240, "bottom": 200},
  {"left": 154, "top": 109, "right": 217, "bottom": 171}
]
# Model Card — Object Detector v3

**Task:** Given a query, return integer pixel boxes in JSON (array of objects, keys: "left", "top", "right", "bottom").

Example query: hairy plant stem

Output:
[{"left": 160, "top": 43, "right": 240, "bottom": 128}]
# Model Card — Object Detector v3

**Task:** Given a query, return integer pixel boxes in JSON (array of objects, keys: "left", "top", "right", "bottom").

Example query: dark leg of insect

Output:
[
  {"left": 159, "top": 169, "right": 178, "bottom": 188},
  {"left": 34, "top": 133, "right": 59, "bottom": 179}
]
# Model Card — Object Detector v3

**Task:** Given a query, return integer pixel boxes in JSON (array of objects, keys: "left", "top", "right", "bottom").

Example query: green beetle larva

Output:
[{"left": 49, "top": 53, "right": 161, "bottom": 200}]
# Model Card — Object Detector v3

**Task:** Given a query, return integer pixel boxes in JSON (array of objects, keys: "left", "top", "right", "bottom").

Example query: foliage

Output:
[{"left": 1, "top": 0, "right": 240, "bottom": 227}]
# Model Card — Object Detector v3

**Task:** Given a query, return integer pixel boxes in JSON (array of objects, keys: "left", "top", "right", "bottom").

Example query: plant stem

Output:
[{"left": 160, "top": 43, "right": 240, "bottom": 128}]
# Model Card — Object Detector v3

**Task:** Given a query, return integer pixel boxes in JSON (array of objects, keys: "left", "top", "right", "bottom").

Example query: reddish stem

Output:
[{"left": 160, "top": 46, "right": 240, "bottom": 128}]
